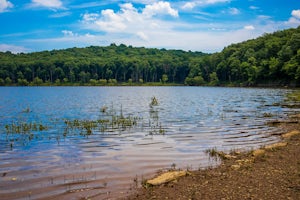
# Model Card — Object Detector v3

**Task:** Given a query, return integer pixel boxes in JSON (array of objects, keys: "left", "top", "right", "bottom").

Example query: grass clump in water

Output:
[
  {"left": 5, "top": 122, "right": 48, "bottom": 134},
  {"left": 205, "top": 147, "right": 229, "bottom": 160},
  {"left": 149, "top": 96, "right": 158, "bottom": 107},
  {"left": 64, "top": 104, "right": 142, "bottom": 136}
]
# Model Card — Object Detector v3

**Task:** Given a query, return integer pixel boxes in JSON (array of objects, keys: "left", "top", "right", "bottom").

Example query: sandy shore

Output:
[{"left": 124, "top": 116, "right": 300, "bottom": 200}]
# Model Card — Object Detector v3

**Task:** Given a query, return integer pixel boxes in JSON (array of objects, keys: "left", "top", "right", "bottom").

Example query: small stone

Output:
[
  {"left": 231, "top": 165, "right": 240, "bottom": 170},
  {"left": 224, "top": 154, "right": 237, "bottom": 159},
  {"left": 146, "top": 171, "right": 188, "bottom": 186},
  {"left": 252, "top": 149, "right": 265, "bottom": 157}
]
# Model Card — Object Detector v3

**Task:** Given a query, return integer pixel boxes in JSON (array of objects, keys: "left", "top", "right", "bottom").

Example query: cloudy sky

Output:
[{"left": 0, "top": 0, "right": 300, "bottom": 53}]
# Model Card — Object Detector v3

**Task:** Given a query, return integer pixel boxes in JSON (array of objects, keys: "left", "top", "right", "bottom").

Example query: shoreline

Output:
[
  {"left": 124, "top": 116, "right": 300, "bottom": 200},
  {"left": 0, "top": 84, "right": 299, "bottom": 89}
]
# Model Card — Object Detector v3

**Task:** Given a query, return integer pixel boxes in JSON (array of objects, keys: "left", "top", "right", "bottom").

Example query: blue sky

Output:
[{"left": 0, "top": 0, "right": 300, "bottom": 53}]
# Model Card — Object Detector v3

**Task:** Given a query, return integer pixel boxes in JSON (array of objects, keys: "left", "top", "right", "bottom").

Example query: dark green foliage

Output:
[
  {"left": 0, "top": 44, "right": 206, "bottom": 85},
  {"left": 215, "top": 26, "right": 300, "bottom": 86},
  {"left": 0, "top": 26, "right": 300, "bottom": 86}
]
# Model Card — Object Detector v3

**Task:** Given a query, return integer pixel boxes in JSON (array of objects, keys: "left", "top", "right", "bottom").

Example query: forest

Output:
[{"left": 0, "top": 26, "right": 299, "bottom": 87}]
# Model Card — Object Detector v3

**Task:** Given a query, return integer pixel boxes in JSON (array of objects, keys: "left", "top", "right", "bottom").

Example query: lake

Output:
[{"left": 0, "top": 86, "right": 297, "bottom": 199}]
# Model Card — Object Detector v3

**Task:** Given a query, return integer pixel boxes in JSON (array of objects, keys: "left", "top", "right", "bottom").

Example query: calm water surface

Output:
[{"left": 0, "top": 87, "right": 296, "bottom": 199}]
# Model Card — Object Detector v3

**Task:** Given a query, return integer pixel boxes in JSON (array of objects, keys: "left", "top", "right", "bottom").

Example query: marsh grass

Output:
[
  {"left": 149, "top": 96, "right": 158, "bottom": 107},
  {"left": 5, "top": 122, "right": 48, "bottom": 134},
  {"left": 205, "top": 147, "right": 228, "bottom": 160},
  {"left": 63, "top": 104, "right": 142, "bottom": 137},
  {"left": 4, "top": 98, "right": 166, "bottom": 148}
]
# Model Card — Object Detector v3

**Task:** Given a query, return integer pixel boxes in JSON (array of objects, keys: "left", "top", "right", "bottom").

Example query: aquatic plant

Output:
[
  {"left": 205, "top": 147, "right": 219, "bottom": 158},
  {"left": 3, "top": 101, "right": 167, "bottom": 149},
  {"left": 63, "top": 104, "right": 142, "bottom": 136},
  {"left": 205, "top": 148, "right": 233, "bottom": 161},
  {"left": 149, "top": 96, "right": 158, "bottom": 107},
  {"left": 5, "top": 122, "right": 48, "bottom": 134}
]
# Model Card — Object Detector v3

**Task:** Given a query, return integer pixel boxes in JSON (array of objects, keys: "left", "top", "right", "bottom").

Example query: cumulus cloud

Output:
[
  {"left": 95, "top": 9, "right": 127, "bottom": 32},
  {"left": 31, "top": 0, "right": 63, "bottom": 9},
  {"left": 292, "top": 9, "right": 300, "bottom": 19},
  {"left": 143, "top": 1, "right": 178, "bottom": 17},
  {"left": 0, "top": 0, "right": 13, "bottom": 12},
  {"left": 82, "top": 2, "right": 178, "bottom": 33},
  {"left": 286, "top": 9, "right": 300, "bottom": 26}
]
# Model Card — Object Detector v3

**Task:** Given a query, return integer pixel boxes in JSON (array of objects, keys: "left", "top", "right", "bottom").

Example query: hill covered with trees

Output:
[{"left": 0, "top": 26, "right": 299, "bottom": 87}]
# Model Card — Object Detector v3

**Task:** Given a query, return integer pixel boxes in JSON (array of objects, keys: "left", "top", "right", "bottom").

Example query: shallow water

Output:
[{"left": 0, "top": 86, "right": 296, "bottom": 199}]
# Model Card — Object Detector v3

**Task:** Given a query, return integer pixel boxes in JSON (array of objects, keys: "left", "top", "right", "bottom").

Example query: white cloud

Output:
[
  {"left": 229, "top": 7, "right": 240, "bottom": 15},
  {"left": 82, "top": 2, "right": 178, "bottom": 33},
  {"left": 292, "top": 9, "right": 300, "bottom": 19},
  {"left": 244, "top": 25, "right": 255, "bottom": 30},
  {"left": 143, "top": 1, "right": 178, "bottom": 17},
  {"left": 62, "top": 30, "right": 76, "bottom": 37},
  {"left": 136, "top": 31, "right": 149, "bottom": 41},
  {"left": 182, "top": 2, "right": 196, "bottom": 10},
  {"left": 31, "top": 0, "right": 63, "bottom": 9},
  {"left": 0, "top": 0, "right": 13, "bottom": 12},
  {"left": 286, "top": 17, "right": 300, "bottom": 26},
  {"left": 0, "top": 44, "right": 28, "bottom": 53},
  {"left": 286, "top": 10, "right": 300, "bottom": 27},
  {"left": 95, "top": 9, "right": 127, "bottom": 32},
  {"left": 83, "top": 13, "right": 100, "bottom": 21},
  {"left": 180, "top": 0, "right": 230, "bottom": 10}
]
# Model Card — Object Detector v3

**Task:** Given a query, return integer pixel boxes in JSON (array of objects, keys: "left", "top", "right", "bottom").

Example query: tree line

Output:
[{"left": 0, "top": 26, "right": 299, "bottom": 87}]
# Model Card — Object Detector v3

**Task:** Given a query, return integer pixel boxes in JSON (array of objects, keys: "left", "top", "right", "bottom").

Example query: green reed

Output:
[
  {"left": 4, "top": 98, "right": 166, "bottom": 149},
  {"left": 5, "top": 122, "right": 48, "bottom": 134},
  {"left": 63, "top": 105, "right": 142, "bottom": 136}
]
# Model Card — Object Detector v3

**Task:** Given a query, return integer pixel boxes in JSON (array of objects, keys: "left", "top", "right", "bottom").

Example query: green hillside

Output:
[{"left": 0, "top": 26, "right": 299, "bottom": 87}]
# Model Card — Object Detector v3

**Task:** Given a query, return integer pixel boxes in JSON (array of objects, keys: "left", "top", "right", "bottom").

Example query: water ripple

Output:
[{"left": 0, "top": 86, "right": 296, "bottom": 199}]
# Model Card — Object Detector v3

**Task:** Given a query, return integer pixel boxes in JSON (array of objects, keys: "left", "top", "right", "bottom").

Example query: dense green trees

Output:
[
  {"left": 0, "top": 26, "right": 300, "bottom": 86},
  {"left": 0, "top": 45, "right": 206, "bottom": 86},
  {"left": 211, "top": 26, "right": 300, "bottom": 86}
]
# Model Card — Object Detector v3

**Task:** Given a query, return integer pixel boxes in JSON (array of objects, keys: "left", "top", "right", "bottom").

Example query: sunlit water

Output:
[{"left": 0, "top": 86, "right": 297, "bottom": 199}]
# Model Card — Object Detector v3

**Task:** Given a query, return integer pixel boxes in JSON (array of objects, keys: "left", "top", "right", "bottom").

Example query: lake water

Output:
[{"left": 0, "top": 86, "right": 297, "bottom": 199}]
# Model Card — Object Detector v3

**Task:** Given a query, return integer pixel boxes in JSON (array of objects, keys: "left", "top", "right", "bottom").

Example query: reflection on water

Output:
[{"left": 0, "top": 86, "right": 297, "bottom": 199}]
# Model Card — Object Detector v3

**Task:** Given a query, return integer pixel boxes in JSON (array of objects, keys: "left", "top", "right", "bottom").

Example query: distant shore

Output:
[{"left": 1, "top": 83, "right": 299, "bottom": 88}]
